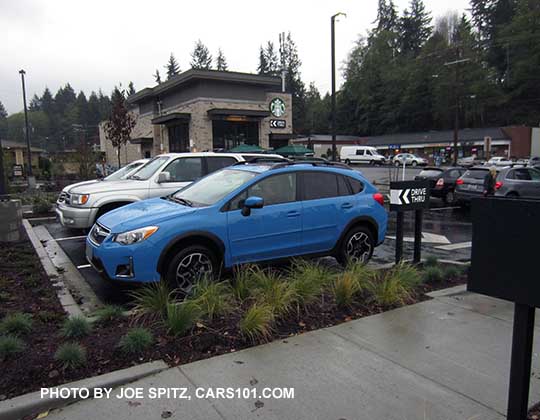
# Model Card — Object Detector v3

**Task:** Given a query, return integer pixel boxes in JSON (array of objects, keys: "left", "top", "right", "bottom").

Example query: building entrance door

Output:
[
  {"left": 168, "top": 123, "right": 190, "bottom": 152},
  {"left": 212, "top": 120, "right": 259, "bottom": 150}
]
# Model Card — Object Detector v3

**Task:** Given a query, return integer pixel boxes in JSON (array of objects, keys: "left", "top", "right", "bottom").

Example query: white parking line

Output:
[
  {"left": 435, "top": 241, "right": 472, "bottom": 250},
  {"left": 76, "top": 264, "right": 92, "bottom": 269},
  {"left": 428, "top": 206, "right": 461, "bottom": 211},
  {"left": 54, "top": 235, "right": 87, "bottom": 242}
]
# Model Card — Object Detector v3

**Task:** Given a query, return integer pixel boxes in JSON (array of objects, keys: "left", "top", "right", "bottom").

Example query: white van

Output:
[{"left": 340, "top": 146, "right": 386, "bottom": 165}]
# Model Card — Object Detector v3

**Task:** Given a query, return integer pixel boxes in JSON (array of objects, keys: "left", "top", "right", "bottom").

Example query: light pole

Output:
[
  {"left": 19, "top": 69, "right": 35, "bottom": 188},
  {"left": 331, "top": 12, "right": 346, "bottom": 162}
]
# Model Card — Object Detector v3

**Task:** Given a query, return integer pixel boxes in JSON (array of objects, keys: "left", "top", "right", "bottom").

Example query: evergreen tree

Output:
[
  {"left": 280, "top": 33, "right": 306, "bottom": 133},
  {"left": 29, "top": 95, "right": 41, "bottom": 111},
  {"left": 374, "top": 0, "right": 399, "bottom": 32},
  {"left": 154, "top": 69, "right": 162, "bottom": 84},
  {"left": 257, "top": 46, "right": 268, "bottom": 74},
  {"left": 87, "top": 92, "right": 101, "bottom": 126},
  {"left": 215, "top": 48, "right": 228, "bottom": 71},
  {"left": 399, "top": 0, "right": 432, "bottom": 56},
  {"left": 0, "top": 101, "right": 7, "bottom": 119},
  {"left": 127, "top": 81, "right": 136, "bottom": 96},
  {"left": 190, "top": 40, "right": 213, "bottom": 69},
  {"left": 264, "top": 41, "right": 280, "bottom": 75},
  {"left": 0, "top": 100, "right": 7, "bottom": 138},
  {"left": 165, "top": 53, "right": 180, "bottom": 79}
]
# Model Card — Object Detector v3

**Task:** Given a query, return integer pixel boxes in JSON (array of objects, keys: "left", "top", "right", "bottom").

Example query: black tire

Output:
[
  {"left": 164, "top": 244, "right": 219, "bottom": 294},
  {"left": 412, "top": 161, "right": 418, "bottom": 167},
  {"left": 506, "top": 192, "right": 519, "bottom": 199},
  {"left": 369, "top": 160, "right": 376, "bottom": 166},
  {"left": 394, "top": 161, "right": 400, "bottom": 167},
  {"left": 336, "top": 225, "right": 374, "bottom": 266},
  {"left": 344, "top": 159, "right": 351, "bottom": 165}
]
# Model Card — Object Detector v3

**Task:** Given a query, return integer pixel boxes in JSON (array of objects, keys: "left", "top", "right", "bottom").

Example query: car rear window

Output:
[
  {"left": 418, "top": 169, "right": 443, "bottom": 177},
  {"left": 463, "top": 169, "right": 490, "bottom": 179}
]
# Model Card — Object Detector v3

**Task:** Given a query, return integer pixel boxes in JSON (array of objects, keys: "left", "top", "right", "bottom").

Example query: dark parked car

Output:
[
  {"left": 455, "top": 166, "right": 498, "bottom": 206},
  {"left": 494, "top": 167, "right": 540, "bottom": 199},
  {"left": 529, "top": 157, "right": 540, "bottom": 169},
  {"left": 414, "top": 167, "right": 466, "bottom": 204}
]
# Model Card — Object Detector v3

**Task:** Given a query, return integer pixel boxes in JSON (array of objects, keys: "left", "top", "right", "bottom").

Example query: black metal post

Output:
[
  {"left": 19, "top": 69, "right": 33, "bottom": 177},
  {"left": 413, "top": 209, "right": 423, "bottom": 264},
  {"left": 507, "top": 303, "right": 535, "bottom": 420},
  {"left": 330, "top": 15, "right": 336, "bottom": 162},
  {"left": 395, "top": 211, "right": 404, "bottom": 264}
]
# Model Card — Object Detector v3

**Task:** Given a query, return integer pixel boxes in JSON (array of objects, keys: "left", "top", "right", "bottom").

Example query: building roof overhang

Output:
[{"left": 151, "top": 113, "right": 191, "bottom": 125}]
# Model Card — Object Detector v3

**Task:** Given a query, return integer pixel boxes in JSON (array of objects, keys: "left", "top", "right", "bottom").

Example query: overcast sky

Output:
[{"left": 0, "top": 0, "right": 470, "bottom": 115}]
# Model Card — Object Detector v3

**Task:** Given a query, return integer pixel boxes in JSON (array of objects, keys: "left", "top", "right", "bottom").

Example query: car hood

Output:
[
  {"left": 68, "top": 179, "right": 146, "bottom": 194},
  {"left": 64, "top": 179, "right": 101, "bottom": 192},
  {"left": 97, "top": 197, "right": 197, "bottom": 233}
]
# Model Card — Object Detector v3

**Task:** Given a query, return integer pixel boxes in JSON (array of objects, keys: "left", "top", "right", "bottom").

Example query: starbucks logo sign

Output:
[{"left": 269, "top": 98, "right": 286, "bottom": 118}]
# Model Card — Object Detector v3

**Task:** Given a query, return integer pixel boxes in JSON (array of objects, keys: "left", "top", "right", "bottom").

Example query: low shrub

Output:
[
  {"left": 289, "top": 260, "right": 330, "bottom": 307},
  {"left": 130, "top": 282, "right": 171, "bottom": 321},
  {"left": 0, "top": 312, "right": 33, "bottom": 336},
  {"left": 391, "top": 262, "right": 422, "bottom": 289},
  {"left": 333, "top": 272, "right": 361, "bottom": 308},
  {"left": 252, "top": 269, "right": 296, "bottom": 317},
  {"left": 424, "top": 255, "right": 439, "bottom": 267},
  {"left": 0, "top": 335, "right": 25, "bottom": 360},
  {"left": 191, "top": 277, "right": 234, "bottom": 321},
  {"left": 32, "top": 197, "right": 52, "bottom": 214},
  {"left": 443, "top": 265, "right": 462, "bottom": 279},
  {"left": 239, "top": 303, "right": 274, "bottom": 343},
  {"left": 94, "top": 305, "right": 125, "bottom": 322},
  {"left": 368, "top": 268, "right": 414, "bottom": 307},
  {"left": 165, "top": 301, "right": 202, "bottom": 337},
  {"left": 422, "top": 266, "right": 445, "bottom": 284},
  {"left": 61, "top": 316, "right": 91, "bottom": 339},
  {"left": 54, "top": 343, "right": 87, "bottom": 369},
  {"left": 119, "top": 328, "right": 153, "bottom": 354}
]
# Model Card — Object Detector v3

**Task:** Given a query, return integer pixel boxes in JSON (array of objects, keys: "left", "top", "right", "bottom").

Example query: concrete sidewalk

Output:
[{"left": 46, "top": 288, "right": 540, "bottom": 420}]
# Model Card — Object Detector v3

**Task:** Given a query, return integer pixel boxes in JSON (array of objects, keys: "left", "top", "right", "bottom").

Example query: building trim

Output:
[{"left": 151, "top": 112, "right": 191, "bottom": 125}]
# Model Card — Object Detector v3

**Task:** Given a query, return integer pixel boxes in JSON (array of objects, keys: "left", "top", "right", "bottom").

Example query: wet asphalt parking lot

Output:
[{"left": 35, "top": 165, "right": 473, "bottom": 305}]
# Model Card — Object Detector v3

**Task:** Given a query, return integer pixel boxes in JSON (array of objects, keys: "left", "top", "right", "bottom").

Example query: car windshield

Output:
[
  {"left": 128, "top": 156, "right": 169, "bottom": 180},
  {"left": 418, "top": 169, "right": 442, "bottom": 177},
  {"left": 463, "top": 169, "right": 490, "bottom": 179},
  {"left": 104, "top": 162, "right": 143, "bottom": 181},
  {"left": 173, "top": 168, "right": 257, "bottom": 206}
]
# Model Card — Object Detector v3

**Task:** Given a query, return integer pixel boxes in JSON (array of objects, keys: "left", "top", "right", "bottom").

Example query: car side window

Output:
[
  {"left": 229, "top": 173, "right": 297, "bottom": 209},
  {"left": 355, "top": 149, "right": 362, "bottom": 155},
  {"left": 347, "top": 177, "right": 364, "bottom": 194},
  {"left": 206, "top": 157, "right": 237, "bottom": 173},
  {"left": 514, "top": 168, "right": 531, "bottom": 180},
  {"left": 162, "top": 157, "right": 203, "bottom": 182},
  {"left": 528, "top": 169, "right": 540, "bottom": 181},
  {"left": 303, "top": 172, "right": 338, "bottom": 200},
  {"left": 337, "top": 175, "right": 352, "bottom": 196}
]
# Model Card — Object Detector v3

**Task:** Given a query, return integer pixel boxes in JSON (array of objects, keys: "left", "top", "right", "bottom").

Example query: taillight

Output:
[
  {"left": 436, "top": 178, "right": 444, "bottom": 187},
  {"left": 456, "top": 179, "right": 464, "bottom": 185},
  {"left": 373, "top": 193, "right": 384, "bottom": 206},
  {"left": 495, "top": 181, "right": 503, "bottom": 190}
]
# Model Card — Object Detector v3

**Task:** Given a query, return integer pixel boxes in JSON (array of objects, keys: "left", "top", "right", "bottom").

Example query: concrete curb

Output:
[
  {"left": 426, "top": 284, "right": 467, "bottom": 298},
  {"left": 22, "top": 219, "right": 84, "bottom": 318},
  {"left": 0, "top": 360, "right": 168, "bottom": 420}
]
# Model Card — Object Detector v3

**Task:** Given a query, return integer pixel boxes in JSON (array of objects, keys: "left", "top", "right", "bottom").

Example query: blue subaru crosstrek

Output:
[{"left": 86, "top": 161, "right": 388, "bottom": 292}]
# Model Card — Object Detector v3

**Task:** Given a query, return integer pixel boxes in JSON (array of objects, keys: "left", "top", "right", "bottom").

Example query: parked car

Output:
[
  {"left": 392, "top": 153, "right": 427, "bottom": 167},
  {"left": 494, "top": 167, "right": 540, "bottom": 199},
  {"left": 86, "top": 161, "right": 388, "bottom": 291},
  {"left": 57, "top": 152, "right": 282, "bottom": 229},
  {"left": 340, "top": 146, "right": 386, "bottom": 165},
  {"left": 486, "top": 156, "right": 513, "bottom": 166},
  {"left": 455, "top": 166, "right": 498, "bottom": 205},
  {"left": 414, "top": 166, "right": 466, "bottom": 204},
  {"left": 528, "top": 157, "right": 540, "bottom": 168},
  {"left": 457, "top": 156, "right": 485, "bottom": 167}
]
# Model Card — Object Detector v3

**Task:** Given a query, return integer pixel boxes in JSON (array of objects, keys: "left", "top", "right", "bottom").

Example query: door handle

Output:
[
  {"left": 287, "top": 210, "right": 300, "bottom": 217},
  {"left": 341, "top": 203, "right": 353, "bottom": 209}
]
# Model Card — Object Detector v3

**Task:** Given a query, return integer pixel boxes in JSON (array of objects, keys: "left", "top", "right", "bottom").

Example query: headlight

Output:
[
  {"left": 71, "top": 194, "right": 90, "bottom": 205},
  {"left": 114, "top": 226, "right": 159, "bottom": 245}
]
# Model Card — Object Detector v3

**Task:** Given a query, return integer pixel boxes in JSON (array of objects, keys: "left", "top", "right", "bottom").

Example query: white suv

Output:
[{"left": 56, "top": 152, "right": 284, "bottom": 229}]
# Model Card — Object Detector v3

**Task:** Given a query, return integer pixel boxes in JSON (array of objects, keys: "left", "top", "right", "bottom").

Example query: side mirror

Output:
[
  {"left": 157, "top": 171, "right": 171, "bottom": 183},
  {"left": 241, "top": 196, "right": 264, "bottom": 217}
]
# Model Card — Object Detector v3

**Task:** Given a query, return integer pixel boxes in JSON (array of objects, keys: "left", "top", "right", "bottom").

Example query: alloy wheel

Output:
[
  {"left": 175, "top": 252, "right": 213, "bottom": 294},
  {"left": 346, "top": 232, "right": 372, "bottom": 263}
]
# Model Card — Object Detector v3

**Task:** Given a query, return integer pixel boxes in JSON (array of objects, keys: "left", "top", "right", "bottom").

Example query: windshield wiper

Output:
[
  {"left": 167, "top": 195, "right": 193, "bottom": 207},
  {"left": 128, "top": 174, "right": 142, "bottom": 180}
]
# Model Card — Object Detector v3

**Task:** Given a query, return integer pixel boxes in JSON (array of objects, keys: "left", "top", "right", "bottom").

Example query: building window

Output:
[
  {"left": 212, "top": 120, "right": 259, "bottom": 150},
  {"left": 168, "top": 123, "right": 190, "bottom": 152}
]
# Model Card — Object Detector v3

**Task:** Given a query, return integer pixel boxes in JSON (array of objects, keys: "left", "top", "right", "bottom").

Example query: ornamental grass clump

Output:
[
  {"left": 164, "top": 300, "right": 202, "bottom": 337},
  {"left": 251, "top": 268, "right": 296, "bottom": 317},
  {"left": 424, "top": 255, "right": 439, "bottom": 267},
  {"left": 231, "top": 265, "right": 258, "bottom": 302},
  {"left": 130, "top": 282, "right": 172, "bottom": 321},
  {"left": 422, "top": 266, "right": 445, "bottom": 284},
  {"left": 443, "top": 265, "right": 462, "bottom": 280},
  {"left": 54, "top": 343, "right": 87, "bottom": 369},
  {"left": 0, "top": 312, "right": 33, "bottom": 336},
  {"left": 239, "top": 303, "right": 274, "bottom": 343},
  {"left": 332, "top": 272, "right": 362, "bottom": 308},
  {"left": 288, "top": 260, "right": 330, "bottom": 307},
  {"left": 94, "top": 305, "right": 125, "bottom": 322},
  {"left": 61, "top": 316, "right": 91, "bottom": 339},
  {"left": 119, "top": 328, "right": 153, "bottom": 354},
  {"left": 0, "top": 335, "right": 25, "bottom": 360},
  {"left": 368, "top": 264, "right": 418, "bottom": 307},
  {"left": 191, "top": 277, "right": 234, "bottom": 321}
]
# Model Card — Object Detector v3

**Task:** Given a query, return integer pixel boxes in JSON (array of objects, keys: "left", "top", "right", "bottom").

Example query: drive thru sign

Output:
[{"left": 389, "top": 180, "right": 430, "bottom": 211}]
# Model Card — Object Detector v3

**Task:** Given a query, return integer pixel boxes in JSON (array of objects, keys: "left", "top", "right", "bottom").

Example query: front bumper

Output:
[
  {"left": 85, "top": 236, "right": 161, "bottom": 284},
  {"left": 56, "top": 203, "right": 98, "bottom": 229}
]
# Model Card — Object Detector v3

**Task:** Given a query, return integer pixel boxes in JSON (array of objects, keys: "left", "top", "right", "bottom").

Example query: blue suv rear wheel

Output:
[{"left": 337, "top": 225, "right": 374, "bottom": 265}]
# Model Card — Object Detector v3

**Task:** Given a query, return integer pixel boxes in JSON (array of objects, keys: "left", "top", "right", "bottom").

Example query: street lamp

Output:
[
  {"left": 19, "top": 69, "right": 35, "bottom": 188},
  {"left": 331, "top": 12, "right": 346, "bottom": 162}
]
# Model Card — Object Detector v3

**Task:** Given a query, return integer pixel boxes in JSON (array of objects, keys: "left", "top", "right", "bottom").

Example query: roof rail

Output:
[
  {"left": 232, "top": 157, "right": 290, "bottom": 166},
  {"left": 270, "top": 160, "right": 353, "bottom": 170}
]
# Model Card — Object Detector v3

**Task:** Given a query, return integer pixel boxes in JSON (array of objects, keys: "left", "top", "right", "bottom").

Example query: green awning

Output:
[
  {"left": 273, "top": 145, "right": 314, "bottom": 156},
  {"left": 229, "top": 144, "right": 266, "bottom": 152}
]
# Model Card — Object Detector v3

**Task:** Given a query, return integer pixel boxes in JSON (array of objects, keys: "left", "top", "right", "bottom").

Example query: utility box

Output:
[
  {"left": 0, "top": 199, "right": 23, "bottom": 242},
  {"left": 468, "top": 198, "right": 540, "bottom": 306}
]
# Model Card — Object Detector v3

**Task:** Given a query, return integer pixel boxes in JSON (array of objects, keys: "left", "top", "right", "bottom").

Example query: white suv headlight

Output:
[
  {"left": 114, "top": 226, "right": 159, "bottom": 245},
  {"left": 71, "top": 193, "right": 90, "bottom": 205}
]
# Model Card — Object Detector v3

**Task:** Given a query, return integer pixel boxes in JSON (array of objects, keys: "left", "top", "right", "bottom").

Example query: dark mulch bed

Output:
[
  {"left": 529, "top": 403, "right": 540, "bottom": 419},
  {"left": 0, "top": 243, "right": 466, "bottom": 400}
]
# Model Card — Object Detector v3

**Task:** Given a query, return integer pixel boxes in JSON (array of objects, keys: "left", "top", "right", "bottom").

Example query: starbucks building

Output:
[{"left": 99, "top": 69, "right": 293, "bottom": 165}]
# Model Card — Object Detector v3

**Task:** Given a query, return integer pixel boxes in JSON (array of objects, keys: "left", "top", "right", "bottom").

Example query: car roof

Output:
[
  {"left": 154, "top": 152, "right": 244, "bottom": 158},
  {"left": 231, "top": 161, "right": 360, "bottom": 177}
]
